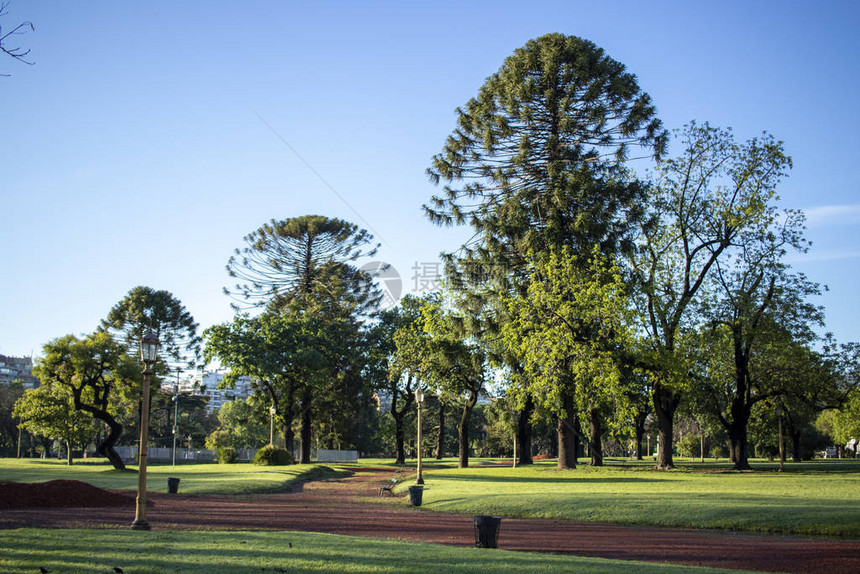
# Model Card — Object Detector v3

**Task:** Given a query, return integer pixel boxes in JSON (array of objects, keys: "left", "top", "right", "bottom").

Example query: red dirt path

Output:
[{"left": 2, "top": 468, "right": 859, "bottom": 573}]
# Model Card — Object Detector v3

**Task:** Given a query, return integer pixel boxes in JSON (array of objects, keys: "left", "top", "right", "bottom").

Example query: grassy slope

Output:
[
  {"left": 404, "top": 458, "right": 860, "bottom": 537},
  {"left": 0, "top": 528, "right": 746, "bottom": 574}
]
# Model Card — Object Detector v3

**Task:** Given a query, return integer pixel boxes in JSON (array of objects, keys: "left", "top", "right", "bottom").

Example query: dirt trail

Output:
[{"left": 2, "top": 467, "right": 859, "bottom": 573}]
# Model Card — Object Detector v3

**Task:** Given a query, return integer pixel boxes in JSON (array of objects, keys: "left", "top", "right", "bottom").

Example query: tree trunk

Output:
[
  {"left": 557, "top": 390, "right": 577, "bottom": 469},
  {"left": 516, "top": 396, "right": 534, "bottom": 466},
  {"left": 300, "top": 390, "right": 312, "bottom": 464},
  {"left": 393, "top": 413, "right": 406, "bottom": 465},
  {"left": 391, "top": 378, "right": 414, "bottom": 465},
  {"left": 281, "top": 398, "right": 296, "bottom": 456},
  {"left": 96, "top": 419, "right": 126, "bottom": 470},
  {"left": 633, "top": 410, "right": 647, "bottom": 461},
  {"left": 778, "top": 412, "right": 785, "bottom": 471},
  {"left": 790, "top": 428, "right": 802, "bottom": 462},
  {"left": 435, "top": 400, "right": 445, "bottom": 459},
  {"left": 66, "top": 440, "right": 73, "bottom": 466},
  {"left": 458, "top": 390, "right": 478, "bottom": 468},
  {"left": 729, "top": 427, "right": 751, "bottom": 469},
  {"left": 588, "top": 408, "right": 603, "bottom": 467},
  {"left": 283, "top": 420, "right": 294, "bottom": 456},
  {"left": 652, "top": 384, "right": 680, "bottom": 470}
]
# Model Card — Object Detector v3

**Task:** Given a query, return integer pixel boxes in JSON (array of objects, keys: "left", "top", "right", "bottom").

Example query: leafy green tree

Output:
[
  {"left": 421, "top": 301, "right": 487, "bottom": 469},
  {"left": 205, "top": 398, "right": 268, "bottom": 449},
  {"left": 13, "top": 384, "right": 98, "bottom": 465},
  {"left": 205, "top": 310, "right": 326, "bottom": 461},
  {"left": 32, "top": 332, "right": 140, "bottom": 469},
  {"left": 0, "top": 379, "right": 26, "bottom": 455},
  {"left": 425, "top": 33, "right": 666, "bottom": 465},
  {"left": 149, "top": 390, "right": 215, "bottom": 449},
  {"left": 101, "top": 286, "right": 201, "bottom": 370},
  {"left": 793, "top": 339, "right": 860, "bottom": 459},
  {"left": 391, "top": 294, "right": 487, "bottom": 468},
  {"left": 387, "top": 295, "right": 436, "bottom": 464},
  {"left": 695, "top": 183, "right": 823, "bottom": 469},
  {"left": 504, "top": 247, "right": 633, "bottom": 468},
  {"left": 627, "top": 122, "right": 793, "bottom": 469}
]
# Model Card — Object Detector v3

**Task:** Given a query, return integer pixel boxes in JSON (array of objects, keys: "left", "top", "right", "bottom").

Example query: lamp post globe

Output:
[
  {"left": 140, "top": 331, "right": 159, "bottom": 364},
  {"left": 131, "top": 331, "right": 158, "bottom": 531}
]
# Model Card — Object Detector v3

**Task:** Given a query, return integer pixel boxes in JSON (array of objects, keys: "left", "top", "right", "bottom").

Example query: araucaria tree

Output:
[
  {"left": 32, "top": 332, "right": 139, "bottom": 469},
  {"left": 225, "top": 215, "right": 380, "bottom": 313},
  {"left": 425, "top": 33, "right": 666, "bottom": 462},
  {"left": 212, "top": 215, "right": 381, "bottom": 463},
  {"left": 102, "top": 286, "right": 202, "bottom": 370}
]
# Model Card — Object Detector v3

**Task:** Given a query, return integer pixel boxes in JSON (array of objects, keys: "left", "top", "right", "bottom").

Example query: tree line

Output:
[{"left": 5, "top": 33, "right": 858, "bottom": 470}]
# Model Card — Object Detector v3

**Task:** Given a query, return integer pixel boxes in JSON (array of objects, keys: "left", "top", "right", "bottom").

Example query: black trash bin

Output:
[
  {"left": 474, "top": 515, "right": 501, "bottom": 548},
  {"left": 408, "top": 485, "right": 423, "bottom": 506},
  {"left": 168, "top": 477, "right": 180, "bottom": 494}
]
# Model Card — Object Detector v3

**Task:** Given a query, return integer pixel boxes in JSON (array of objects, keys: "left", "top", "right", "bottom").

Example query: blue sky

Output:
[{"left": 2, "top": 1, "right": 858, "bottom": 359}]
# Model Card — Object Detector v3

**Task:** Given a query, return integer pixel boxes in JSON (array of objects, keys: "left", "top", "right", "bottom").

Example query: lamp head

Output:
[
  {"left": 140, "top": 331, "right": 159, "bottom": 365},
  {"left": 415, "top": 387, "right": 425, "bottom": 403}
]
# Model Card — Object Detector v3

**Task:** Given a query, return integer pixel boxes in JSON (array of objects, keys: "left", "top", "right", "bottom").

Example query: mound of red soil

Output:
[{"left": 0, "top": 480, "right": 135, "bottom": 509}]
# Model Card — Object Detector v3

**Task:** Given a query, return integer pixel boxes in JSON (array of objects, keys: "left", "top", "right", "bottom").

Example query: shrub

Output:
[
  {"left": 216, "top": 447, "right": 238, "bottom": 464},
  {"left": 677, "top": 433, "right": 703, "bottom": 458},
  {"left": 253, "top": 444, "right": 294, "bottom": 466},
  {"left": 205, "top": 429, "right": 233, "bottom": 450}
]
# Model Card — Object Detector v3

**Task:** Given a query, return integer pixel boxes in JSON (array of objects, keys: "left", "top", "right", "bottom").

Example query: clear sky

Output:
[{"left": 2, "top": 1, "right": 858, "bottom": 359}]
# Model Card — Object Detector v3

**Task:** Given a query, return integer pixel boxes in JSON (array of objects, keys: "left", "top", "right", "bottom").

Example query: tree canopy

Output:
[
  {"left": 101, "top": 286, "right": 201, "bottom": 370},
  {"left": 225, "top": 215, "right": 380, "bottom": 313},
  {"left": 32, "top": 331, "right": 139, "bottom": 469}
]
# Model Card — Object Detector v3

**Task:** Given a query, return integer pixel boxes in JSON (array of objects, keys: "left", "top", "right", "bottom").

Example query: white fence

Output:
[
  {"left": 114, "top": 446, "right": 257, "bottom": 463},
  {"left": 317, "top": 449, "right": 358, "bottom": 462}
]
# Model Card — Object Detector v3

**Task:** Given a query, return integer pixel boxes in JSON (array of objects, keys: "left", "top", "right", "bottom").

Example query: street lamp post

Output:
[
  {"left": 415, "top": 387, "right": 425, "bottom": 485},
  {"left": 777, "top": 405, "right": 785, "bottom": 472},
  {"left": 172, "top": 376, "right": 179, "bottom": 466},
  {"left": 269, "top": 403, "right": 276, "bottom": 446},
  {"left": 131, "top": 331, "right": 158, "bottom": 531}
]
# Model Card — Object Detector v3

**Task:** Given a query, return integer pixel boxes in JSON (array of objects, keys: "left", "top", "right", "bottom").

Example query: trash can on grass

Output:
[
  {"left": 474, "top": 515, "right": 501, "bottom": 548},
  {"left": 167, "top": 477, "right": 180, "bottom": 494},
  {"left": 408, "top": 485, "right": 423, "bottom": 506}
]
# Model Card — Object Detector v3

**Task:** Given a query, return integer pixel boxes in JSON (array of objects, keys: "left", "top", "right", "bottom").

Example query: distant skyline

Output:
[{"left": 2, "top": 1, "right": 858, "bottom": 358}]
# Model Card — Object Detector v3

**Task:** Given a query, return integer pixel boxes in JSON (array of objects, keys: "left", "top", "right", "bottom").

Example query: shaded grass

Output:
[
  {"left": 0, "top": 459, "right": 336, "bottom": 495},
  {"left": 0, "top": 528, "right": 745, "bottom": 574},
  {"left": 407, "top": 458, "right": 860, "bottom": 538}
]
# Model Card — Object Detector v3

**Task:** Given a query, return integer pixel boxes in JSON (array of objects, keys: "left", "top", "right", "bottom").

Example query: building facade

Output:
[
  {"left": 0, "top": 354, "right": 39, "bottom": 388},
  {"left": 179, "top": 371, "right": 254, "bottom": 413}
]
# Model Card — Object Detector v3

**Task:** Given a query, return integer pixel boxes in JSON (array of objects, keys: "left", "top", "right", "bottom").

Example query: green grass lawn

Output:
[
  {"left": 401, "top": 457, "right": 860, "bottom": 538},
  {"left": 0, "top": 528, "right": 746, "bottom": 574},
  {"left": 0, "top": 458, "right": 331, "bottom": 495}
]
